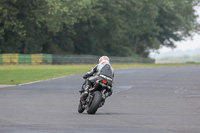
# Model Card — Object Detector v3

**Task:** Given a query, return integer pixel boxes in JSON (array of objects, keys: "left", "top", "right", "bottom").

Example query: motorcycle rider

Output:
[{"left": 80, "top": 56, "right": 114, "bottom": 101}]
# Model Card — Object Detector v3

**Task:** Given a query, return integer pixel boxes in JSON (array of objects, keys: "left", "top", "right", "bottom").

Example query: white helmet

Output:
[{"left": 99, "top": 56, "right": 110, "bottom": 64}]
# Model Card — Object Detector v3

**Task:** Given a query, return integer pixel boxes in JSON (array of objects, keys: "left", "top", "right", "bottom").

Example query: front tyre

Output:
[
  {"left": 87, "top": 91, "right": 102, "bottom": 114},
  {"left": 78, "top": 101, "right": 85, "bottom": 113}
]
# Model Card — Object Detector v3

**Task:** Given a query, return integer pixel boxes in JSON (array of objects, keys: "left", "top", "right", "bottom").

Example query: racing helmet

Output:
[{"left": 99, "top": 56, "right": 110, "bottom": 64}]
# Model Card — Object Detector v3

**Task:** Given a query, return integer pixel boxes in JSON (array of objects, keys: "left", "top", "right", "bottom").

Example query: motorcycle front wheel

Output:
[{"left": 78, "top": 100, "right": 85, "bottom": 113}]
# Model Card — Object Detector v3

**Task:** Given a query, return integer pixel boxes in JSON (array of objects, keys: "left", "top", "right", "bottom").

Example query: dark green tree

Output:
[{"left": 0, "top": 0, "right": 199, "bottom": 57}]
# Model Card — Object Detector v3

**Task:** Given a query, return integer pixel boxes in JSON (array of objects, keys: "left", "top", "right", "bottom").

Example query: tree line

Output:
[{"left": 0, "top": 0, "right": 200, "bottom": 57}]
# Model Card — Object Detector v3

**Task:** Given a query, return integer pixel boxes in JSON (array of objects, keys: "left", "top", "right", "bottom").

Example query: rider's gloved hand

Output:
[{"left": 83, "top": 74, "right": 88, "bottom": 79}]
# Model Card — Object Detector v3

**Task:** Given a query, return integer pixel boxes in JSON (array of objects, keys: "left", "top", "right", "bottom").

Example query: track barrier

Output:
[{"left": 0, "top": 54, "right": 155, "bottom": 65}]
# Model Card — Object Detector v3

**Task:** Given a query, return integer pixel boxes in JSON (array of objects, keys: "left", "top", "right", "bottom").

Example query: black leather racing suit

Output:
[{"left": 82, "top": 62, "right": 114, "bottom": 97}]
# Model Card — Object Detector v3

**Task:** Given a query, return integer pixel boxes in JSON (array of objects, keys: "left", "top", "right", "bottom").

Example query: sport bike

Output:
[{"left": 78, "top": 75, "right": 112, "bottom": 114}]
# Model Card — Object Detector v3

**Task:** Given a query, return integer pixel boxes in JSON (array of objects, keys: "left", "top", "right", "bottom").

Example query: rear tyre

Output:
[
  {"left": 78, "top": 101, "right": 85, "bottom": 113},
  {"left": 87, "top": 91, "right": 102, "bottom": 114}
]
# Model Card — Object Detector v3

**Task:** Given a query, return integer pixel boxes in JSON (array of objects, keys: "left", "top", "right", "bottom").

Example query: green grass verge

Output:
[
  {"left": 0, "top": 63, "right": 199, "bottom": 85},
  {"left": 0, "top": 65, "right": 94, "bottom": 85}
]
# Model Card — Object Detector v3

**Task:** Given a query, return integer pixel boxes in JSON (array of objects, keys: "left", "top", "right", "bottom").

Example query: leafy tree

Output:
[
  {"left": 156, "top": 0, "right": 200, "bottom": 49},
  {"left": 0, "top": 0, "right": 199, "bottom": 57},
  {"left": 0, "top": 0, "right": 25, "bottom": 53}
]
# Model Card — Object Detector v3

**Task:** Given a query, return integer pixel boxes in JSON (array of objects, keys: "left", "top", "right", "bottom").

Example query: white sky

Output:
[
  {"left": 159, "top": 33, "right": 200, "bottom": 52},
  {"left": 150, "top": 7, "right": 200, "bottom": 56}
]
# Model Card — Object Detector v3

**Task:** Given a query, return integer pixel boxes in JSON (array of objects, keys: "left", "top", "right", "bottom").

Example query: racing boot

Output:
[
  {"left": 79, "top": 86, "right": 84, "bottom": 93},
  {"left": 80, "top": 85, "right": 90, "bottom": 101}
]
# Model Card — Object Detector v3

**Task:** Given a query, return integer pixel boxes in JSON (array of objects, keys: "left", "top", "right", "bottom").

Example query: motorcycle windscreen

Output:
[{"left": 99, "top": 64, "right": 113, "bottom": 78}]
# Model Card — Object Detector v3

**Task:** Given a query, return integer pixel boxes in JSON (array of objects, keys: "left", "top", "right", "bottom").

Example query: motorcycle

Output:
[{"left": 78, "top": 75, "right": 112, "bottom": 114}]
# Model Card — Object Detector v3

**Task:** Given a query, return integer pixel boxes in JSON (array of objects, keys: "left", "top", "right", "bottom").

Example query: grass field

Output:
[{"left": 0, "top": 63, "right": 199, "bottom": 85}]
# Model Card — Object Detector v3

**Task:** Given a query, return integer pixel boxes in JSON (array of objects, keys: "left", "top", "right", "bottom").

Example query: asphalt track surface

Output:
[{"left": 0, "top": 65, "right": 200, "bottom": 133}]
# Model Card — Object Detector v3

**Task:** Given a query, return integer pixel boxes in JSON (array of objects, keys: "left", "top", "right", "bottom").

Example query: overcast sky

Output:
[{"left": 150, "top": 7, "right": 200, "bottom": 58}]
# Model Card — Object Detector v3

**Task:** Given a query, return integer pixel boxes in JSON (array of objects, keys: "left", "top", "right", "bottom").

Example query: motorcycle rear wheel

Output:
[{"left": 87, "top": 91, "right": 102, "bottom": 114}]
